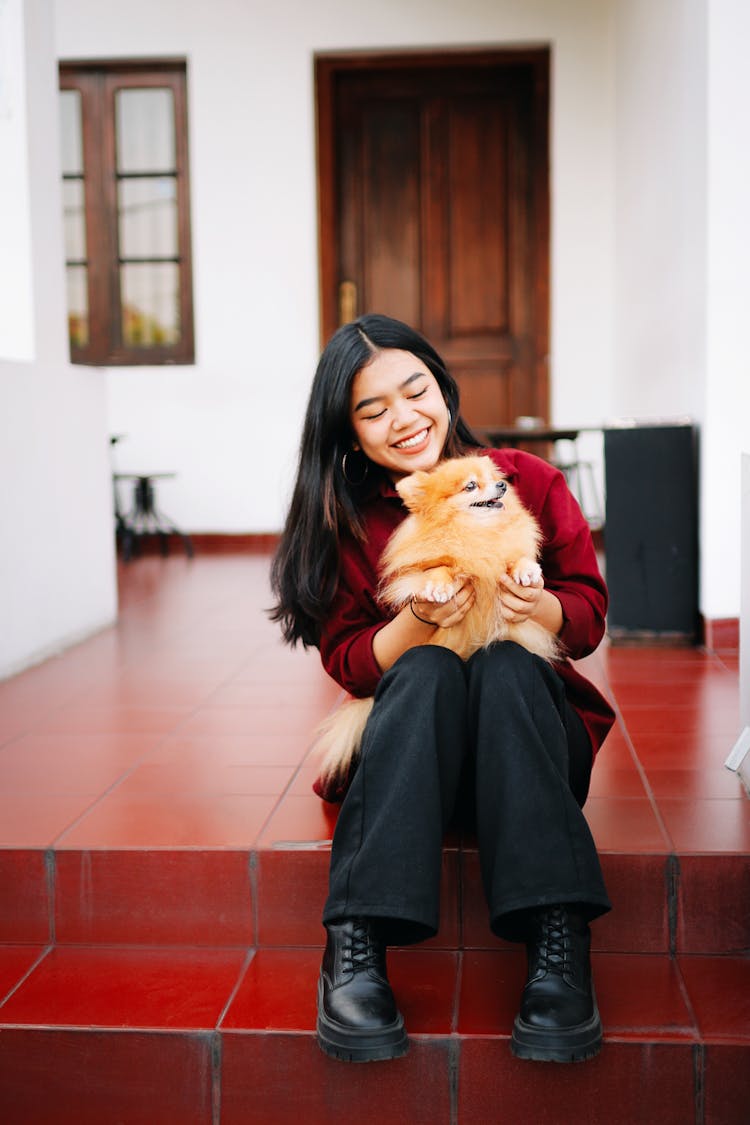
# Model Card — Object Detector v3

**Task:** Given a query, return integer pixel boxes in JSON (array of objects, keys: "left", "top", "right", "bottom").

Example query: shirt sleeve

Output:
[
  {"left": 533, "top": 462, "right": 608, "bottom": 660},
  {"left": 318, "top": 546, "right": 389, "bottom": 697}
]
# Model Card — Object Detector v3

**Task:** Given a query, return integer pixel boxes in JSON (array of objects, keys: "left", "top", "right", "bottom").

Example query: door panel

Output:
[
  {"left": 447, "top": 100, "right": 508, "bottom": 335},
  {"left": 361, "top": 102, "right": 421, "bottom": 324},
  {"left": 318, "top": 52, "right": 549, "bottom": 430}
]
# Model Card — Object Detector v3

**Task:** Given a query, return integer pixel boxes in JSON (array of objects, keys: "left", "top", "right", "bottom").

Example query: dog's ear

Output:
[{"left": 396, "top": 470, "right": 430, "bottom": 511}]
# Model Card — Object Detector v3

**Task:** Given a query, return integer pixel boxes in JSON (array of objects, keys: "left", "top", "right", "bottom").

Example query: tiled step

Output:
[
  {"left": 0, "top": 944, "right": 747, "bottom": 1124},
  {"left": 2, "top": 844, "right": 748, "bottom": 956}
]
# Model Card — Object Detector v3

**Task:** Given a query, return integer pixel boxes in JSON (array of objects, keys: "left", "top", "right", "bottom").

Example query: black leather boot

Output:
[
  {"left": 510, "top": 904, "right": 602, "bottom": 1062},
  {"left": 316, "top": 918, "right": 409, "bottom": 1062}
]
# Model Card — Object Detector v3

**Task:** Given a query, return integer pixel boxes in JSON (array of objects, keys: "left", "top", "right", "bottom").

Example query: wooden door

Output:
[{"left": 316, "top": 50, "right": 550, "bottom": 429}]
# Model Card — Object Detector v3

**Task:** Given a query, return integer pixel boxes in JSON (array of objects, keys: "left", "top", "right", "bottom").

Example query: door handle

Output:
[{"left": 339, "top": 280, "right": 357, "bottom": 325}]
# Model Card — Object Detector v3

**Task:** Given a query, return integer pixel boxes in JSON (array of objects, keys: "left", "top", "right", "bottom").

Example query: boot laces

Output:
[
  {"left": 537, "top": 905, "right": 570, "bottom": 977},
  {"left": 345, "top": 919, "right": 382, "bottom": 974}
]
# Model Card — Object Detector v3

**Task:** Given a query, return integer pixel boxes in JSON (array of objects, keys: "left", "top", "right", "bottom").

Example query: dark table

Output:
[{"left": 478, "top": 425, "right": 589, "bottom": 446}]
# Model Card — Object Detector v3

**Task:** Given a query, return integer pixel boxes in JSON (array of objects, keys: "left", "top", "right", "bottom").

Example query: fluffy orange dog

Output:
[{"left": 316, "top": 455, "right": 559, "bottom": 788}]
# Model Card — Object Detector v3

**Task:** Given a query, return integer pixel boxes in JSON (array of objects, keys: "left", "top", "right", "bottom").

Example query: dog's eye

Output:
[{"left": 464, "top": 480, "right": 478, "bottom": 492}]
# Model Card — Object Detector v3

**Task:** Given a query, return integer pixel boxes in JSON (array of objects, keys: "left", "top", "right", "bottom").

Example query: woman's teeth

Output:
[{"left": 394, "top": 429, "right": 428, "bottom": 449}]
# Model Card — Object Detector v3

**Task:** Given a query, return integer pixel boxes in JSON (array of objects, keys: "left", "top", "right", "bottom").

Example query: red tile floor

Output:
[{"left": 0, "top": 553, "right": 748, "bottom": 1123}]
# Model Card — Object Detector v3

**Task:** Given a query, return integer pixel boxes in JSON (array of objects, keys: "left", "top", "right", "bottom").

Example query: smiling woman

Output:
[{"left": 270, "top": 314, "right": 615, "bottom": 1066}]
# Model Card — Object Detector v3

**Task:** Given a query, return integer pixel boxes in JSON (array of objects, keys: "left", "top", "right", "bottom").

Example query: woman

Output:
[{"left": 270, "top": 315, "right": 615, "bottom": 1064}]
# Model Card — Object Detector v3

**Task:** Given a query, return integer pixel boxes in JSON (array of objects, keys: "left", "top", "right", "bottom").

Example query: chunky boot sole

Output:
[
  {"left": 316, "top": 978, "right": 409, "bottom": 1062},
  {"left": 510, "top": 999, "right": 602, "bottom": 1063}
]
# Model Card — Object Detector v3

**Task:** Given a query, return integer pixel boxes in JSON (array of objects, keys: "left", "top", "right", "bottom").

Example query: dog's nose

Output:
[{"left": 496, "top": 480, "right": 507, "bottom": 496}]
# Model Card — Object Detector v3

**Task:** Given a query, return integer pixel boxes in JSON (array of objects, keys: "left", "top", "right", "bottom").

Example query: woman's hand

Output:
[
  {"left": 410, "top": 578, "right": 476, "bottom": 628},
  {"left": 497, "top": 571, "right": 564, "bottom": 636},
  {"left": 497, "top": 571, "right": 544, "bottom": 624},
  {"left": 372, "top": 569, "right": 475, "bottom": 672}
]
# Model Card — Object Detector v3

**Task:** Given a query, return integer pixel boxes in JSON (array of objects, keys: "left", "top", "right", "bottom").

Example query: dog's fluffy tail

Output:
[
  {"left": 508, "top": 618, "right": 560, "bottom": 662},
  {"left": 314, "top": 696, "right": 375, "bottom": 786}
]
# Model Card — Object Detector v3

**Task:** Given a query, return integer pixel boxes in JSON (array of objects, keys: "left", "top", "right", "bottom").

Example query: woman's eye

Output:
[
  {"left": 408, "top": 387, "right": 427, "bottom": 400},
  {"left": 464, "top": 480, "right": 478, "bottom": 492},
  {"left": 364, "top": 408, "right": 387, "bottom": 421}
]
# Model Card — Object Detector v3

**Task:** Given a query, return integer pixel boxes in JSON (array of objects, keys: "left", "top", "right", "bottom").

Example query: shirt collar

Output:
[
  {"left": 376, "top": 475, "right": 401, "bottom": 500},
  {"left": 485, "top": 447, "right": 520, "bottom": 484}
]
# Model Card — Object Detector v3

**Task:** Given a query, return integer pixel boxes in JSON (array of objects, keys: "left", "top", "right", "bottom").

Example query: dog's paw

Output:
[
  {"left": 512, "top": 558, "right": 542, "bottom": 587},
  {"left": 417, "top": 566, "right": 459, "bottom": 603},
  {"left": 421, "top": 579, "right": 459, "bottom": 604}
]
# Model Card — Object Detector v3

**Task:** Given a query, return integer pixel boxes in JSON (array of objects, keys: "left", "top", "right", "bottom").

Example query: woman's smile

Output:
[{"left": 392, "top": 427, "right": 430, "bottom": 451}]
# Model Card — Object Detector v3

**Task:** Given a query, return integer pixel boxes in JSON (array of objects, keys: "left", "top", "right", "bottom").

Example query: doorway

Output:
[{"left": 315, "top": 49, "right": 550, "bottom": 429}]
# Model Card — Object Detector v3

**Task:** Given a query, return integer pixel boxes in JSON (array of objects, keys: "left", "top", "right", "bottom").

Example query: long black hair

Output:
[{"left": 269, "top": 314, "right": 483, "bottom": 647}]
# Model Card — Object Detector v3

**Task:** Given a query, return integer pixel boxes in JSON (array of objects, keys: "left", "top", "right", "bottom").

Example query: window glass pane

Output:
[
  {"left": 121, "top": 262, "right": 180, "bottom": 347},
  {"left": 115, "top": 88, "right": 176, "bottom": 173},
  {"left": 118, "top": 177, "right": 178, "bottom": 259},
  {"left": 63, "top": 179, "right": 87, "bottom": 261},
  {"left": 59, "top": 90, "right": 83, "bottom": 175},
  {"left": 66, "top": 265, "right": 89, "bottom": 348}
]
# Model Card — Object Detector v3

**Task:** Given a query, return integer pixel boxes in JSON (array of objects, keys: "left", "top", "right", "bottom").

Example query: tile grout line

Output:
[
  {"left": 212, "top": 945, "right": 254, "bottom": 1123},
  {"left": 448, "top": 1034, "right": 460, "bottom": 1125},
  {"left": 45, "top": 848, "right": 56, "bottom": 944},
  {"left": 673, "top": 954, "right": 703, "bottom": 1046},
  {"left": 0, "top": 944, "right": 53, "bottom": 1010},
  {"left": 211, "top": 1030, "right": 222, "bottom": 1125},
  {"left": 215, "top": 947, "right": 255, "bottom": 1031},
  {"left": 692, "top": 1042, "right": 706, "bottom": 1125},
  {"left": 249, "top": 851, "right": 259, "bottom": 946},
  {"left": 667, "top": 854, "right": 680, "bottom": 956},
  {"left": 451, "top": 949, "right": 463, "bottom": 1036}
]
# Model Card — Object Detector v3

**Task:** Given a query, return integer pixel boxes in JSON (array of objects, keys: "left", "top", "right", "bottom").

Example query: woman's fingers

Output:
[
  {"left": 411, "top": 582, "right": 474, "bottom": 626},
  {"left": 442, "top": 587, "right": 475, "bottom": 625},
  {"left": 499, "top": 586, "right": 542, "bottom": 622},
  {"left": 498, "top": 572, "right": 542, "bottom": 600}
]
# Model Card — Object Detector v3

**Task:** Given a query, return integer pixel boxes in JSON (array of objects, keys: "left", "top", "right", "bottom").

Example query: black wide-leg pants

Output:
[{"left": 323, "top": 643, "right": 610, "bottom": 946}]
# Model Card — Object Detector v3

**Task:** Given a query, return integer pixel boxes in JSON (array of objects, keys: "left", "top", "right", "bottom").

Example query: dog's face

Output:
[{"left": 395, "top": 456, "right": 508, "bottom": 518}]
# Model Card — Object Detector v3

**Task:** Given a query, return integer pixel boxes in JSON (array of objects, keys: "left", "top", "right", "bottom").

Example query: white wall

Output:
[
  {"left": 741, "top": 455, "right": 749, "bottom": 728},
  {"left": 55, "top": 0, "right": 617, "bottom": 534},
  {"left": 0, "top": 0, "right": 35, "bottom": 359},
  {"left": 613, "top": 0, "right": 750, "bottom": 622},
  {"left": 613, "top": 0, "right": 707, "bottom": 423},
  {"left": 0, "top": 358, "right": 116, "bottom": 677},
  {"left": 701, "top": 0, "right": 750, "bottom": 620},
  {"left": 0, "top": 0, "right": 116, "bottom": 678}
]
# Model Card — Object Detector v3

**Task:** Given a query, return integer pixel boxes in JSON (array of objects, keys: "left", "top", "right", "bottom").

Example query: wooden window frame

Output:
[{"left": 59, "top": 60, "right": 195, "bottom": 366}]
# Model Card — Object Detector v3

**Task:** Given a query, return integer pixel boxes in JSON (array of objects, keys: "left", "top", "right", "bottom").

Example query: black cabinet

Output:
[{"left": 604, "top": 423, "right": 699, "bottom": 642}]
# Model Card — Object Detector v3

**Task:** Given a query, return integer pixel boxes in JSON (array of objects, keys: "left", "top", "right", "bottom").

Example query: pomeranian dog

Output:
[{"left": 315, "top": 455, "right": 559, "bottom": 790}]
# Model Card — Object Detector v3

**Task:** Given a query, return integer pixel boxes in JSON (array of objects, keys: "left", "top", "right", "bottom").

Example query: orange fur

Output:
[
  {"left": 315, "top": 455, "right": 558, "bottom": 788},
  {"left": 380, "top": 454, "right": 557, "bottom": 661}
]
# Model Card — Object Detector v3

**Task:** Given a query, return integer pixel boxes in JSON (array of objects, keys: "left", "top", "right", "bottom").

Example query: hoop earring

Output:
[{"left": 342, "top": 450, "right": 369, "bottom": 485}]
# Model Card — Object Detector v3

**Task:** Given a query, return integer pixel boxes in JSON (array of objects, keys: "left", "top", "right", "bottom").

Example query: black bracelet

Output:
[{"left": 410, "top": 597, "right": 437, "bottom": 626}]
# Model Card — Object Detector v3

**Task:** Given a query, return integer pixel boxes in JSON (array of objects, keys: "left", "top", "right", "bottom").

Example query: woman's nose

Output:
[{"left": 391, "top": 399, "right": 419, "bottom": 428}]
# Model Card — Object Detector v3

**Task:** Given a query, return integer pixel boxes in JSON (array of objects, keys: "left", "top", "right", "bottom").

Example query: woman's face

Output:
[{"left": 349, "top": 349, "right": 451, "bottom": 481}]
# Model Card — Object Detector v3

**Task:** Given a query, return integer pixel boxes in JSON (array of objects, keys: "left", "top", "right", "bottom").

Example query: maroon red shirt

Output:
[{"left": 318, "top": 447, "right": 616, "bottom": 757}]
